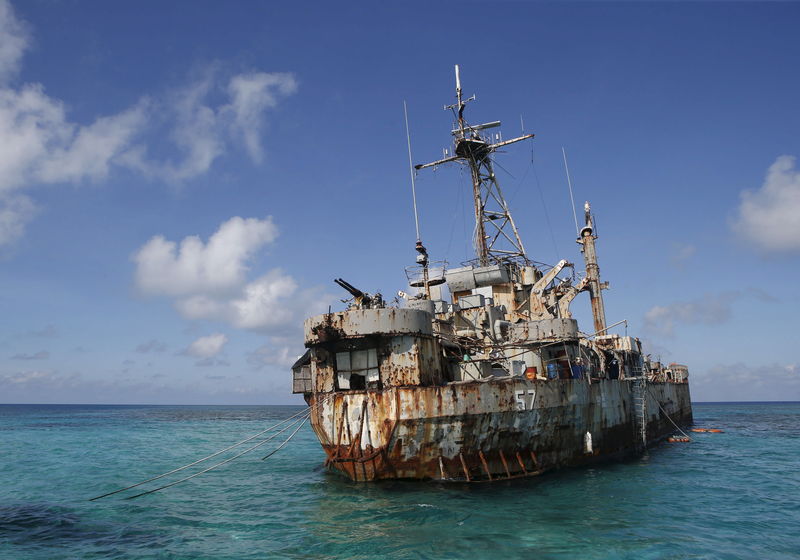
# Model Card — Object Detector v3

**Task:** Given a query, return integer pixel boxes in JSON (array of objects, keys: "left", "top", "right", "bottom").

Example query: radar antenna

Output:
[{"left": 415, "top": 64, "right": 534, "bottom": 266}]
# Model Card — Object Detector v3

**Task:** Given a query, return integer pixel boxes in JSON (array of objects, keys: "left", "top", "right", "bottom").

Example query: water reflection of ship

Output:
[{"left": 291, "top": 65, "right": 692, "bottom": 482}]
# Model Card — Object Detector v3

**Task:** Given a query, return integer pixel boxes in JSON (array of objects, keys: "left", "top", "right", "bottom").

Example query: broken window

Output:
[{"left": 336, "top": 348, "right": 379, "bottom": 390}]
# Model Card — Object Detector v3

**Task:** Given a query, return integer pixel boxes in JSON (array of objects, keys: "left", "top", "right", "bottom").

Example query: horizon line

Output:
[{"left": 1, "top": 400, "right": 798, "bottom": 406}]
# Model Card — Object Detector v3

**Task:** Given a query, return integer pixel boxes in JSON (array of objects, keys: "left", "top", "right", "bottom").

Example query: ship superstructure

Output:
[{"left": 291, "top": 66, "right": 692, "bottom": 482}]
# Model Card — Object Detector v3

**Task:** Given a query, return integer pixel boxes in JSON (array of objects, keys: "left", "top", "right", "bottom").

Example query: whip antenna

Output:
[
  {"left": 562, "top": 146, "right": 580, "bottom": 236},
  {"left": 404, "top": 101, "right": 421, "bottom": 242}
]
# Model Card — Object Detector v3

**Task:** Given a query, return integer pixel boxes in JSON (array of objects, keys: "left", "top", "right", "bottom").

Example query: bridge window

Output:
[{"left": 336, "top": 348, "right": 379, "bottom": 390}]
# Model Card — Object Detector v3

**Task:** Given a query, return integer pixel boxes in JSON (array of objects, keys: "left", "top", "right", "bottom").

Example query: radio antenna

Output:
[
  {"left": 562, "top": 146, "right": 580, "bottom": 236},
  {"left": 404, "top": 101, "right": 421, "bottom": 242},
  {"left": 415, "top": 65, "right": 533, "bottom": 266}
]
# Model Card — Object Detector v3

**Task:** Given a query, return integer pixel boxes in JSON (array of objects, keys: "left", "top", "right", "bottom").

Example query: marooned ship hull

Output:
[
  {"left": 294, "top": 67, "right": 695, "bottom": 483},
  {"left": 308, "top": 379, "right": 692, "bottom": 482}
]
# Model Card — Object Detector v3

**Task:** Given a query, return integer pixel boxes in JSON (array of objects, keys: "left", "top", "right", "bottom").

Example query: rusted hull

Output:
[{"left": 307, "top": 378, "right": 692, "bottom": 482}]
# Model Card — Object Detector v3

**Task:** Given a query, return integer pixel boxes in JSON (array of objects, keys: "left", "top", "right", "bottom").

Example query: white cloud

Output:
[
  {"left": 248, "top": 343, "right": 302, "bottom": 369},
  {"left": 226, "top": 72, "right": 297, "bottom": 162},
  {"left": 732, "top": 155, "right": 800, "bottom": 253},
  {"left": 134, "top": 216, "right": 331, "bottom": 334},
  {"left": 35, "top": 103, "right": 148, "bottom": 184},
  {"left": 228, "top": 270, "right": 299, "bottom": 329},
  {"left": 2, "top": 369, "right": 51, "bottom": 384},
  {"left": 151, "top": 75, "right": 224, "bottom": 183},
  {"left": 0, "top": 0, "right": 27, "bottom": 81},
  {"left": 0, "top": 1, "right": 298, "bottom": 246},
  {"left": 122, "top": 70, "right": 297, "bottom": 183},
  {"left": 691, "top": 362, "right": 800, "bottom": 402},
  {"left": 133, "top": 216, "right": 278, "bottom": 296},
  {"left": 0, "top": 0, "right": 150, "bottom": 244},
  {"left": 644, "top": 292, "right": 739, "bottom": 337},
  {"left": 0, "top": 81, "right": 148, "bottom": 192},
  {"left": 0, "top": 193, "right": 35, "bottom": 246},
  {"left": 183, "top": 333, "right": 228, "bottom": 359},
  {"left": 172, "top": 269, "right": 327, "bottom": 333}
]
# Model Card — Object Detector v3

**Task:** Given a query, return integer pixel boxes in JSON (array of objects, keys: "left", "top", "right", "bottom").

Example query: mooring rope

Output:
[
  {"left": 646, "top": 386, "right": 692, "bottom": 441},
  {"left": 90, "top": 395, "right": 331, "bottom": 501},
  {"left": 260, "top": 414, "right": 310, "bottom": 461},
  {"left": 124, "top": 410, "right": 313, "bottom": 500}
]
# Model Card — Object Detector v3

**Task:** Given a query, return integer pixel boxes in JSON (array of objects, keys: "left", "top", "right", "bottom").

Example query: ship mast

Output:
[
  {"left": 578, "top": 201, "right": 608, "bottom": 334},
  {"left": 415, "top": 65, "right": 534, "bottom": 266}
]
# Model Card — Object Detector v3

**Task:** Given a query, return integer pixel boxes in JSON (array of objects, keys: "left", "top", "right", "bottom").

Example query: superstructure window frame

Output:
[{"left": 335, "top": 347, "right": 380, "bottom": 390}]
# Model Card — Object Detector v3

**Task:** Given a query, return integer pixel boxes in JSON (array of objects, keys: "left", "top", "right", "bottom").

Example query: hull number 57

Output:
[{"left": 515, "top": 389, "right": 536, "bottom": 411}]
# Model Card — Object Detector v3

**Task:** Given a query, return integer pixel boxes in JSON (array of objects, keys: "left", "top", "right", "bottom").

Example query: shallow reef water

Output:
[{"left": 1, "top": 402, "right": 798, "bottom": 559}]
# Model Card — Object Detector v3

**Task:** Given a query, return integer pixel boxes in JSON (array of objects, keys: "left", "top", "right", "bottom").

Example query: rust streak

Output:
[
  {"left": 499, "top": 450, "right": 511, "bottom": 478},
  {"left": 530, "top": 450, "right": 540, "bottom": 470},
  {"left": 515, "top": 451, "right": 528, "bottom": 474},
  {"left": 459, "top": 452, "right": 471, "bottom": 482},
  {"left": 479, "top": 451, "right": 493, "bottom": 481}
]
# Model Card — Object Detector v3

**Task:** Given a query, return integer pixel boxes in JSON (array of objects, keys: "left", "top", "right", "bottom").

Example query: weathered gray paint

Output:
[{"left": 309, "top": 378, "right": 692, "bottom": 481}]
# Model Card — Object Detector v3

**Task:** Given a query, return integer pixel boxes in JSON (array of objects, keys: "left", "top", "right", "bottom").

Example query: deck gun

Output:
[{"left": 334, "top": 278, "right": 373, "bottom": 309}]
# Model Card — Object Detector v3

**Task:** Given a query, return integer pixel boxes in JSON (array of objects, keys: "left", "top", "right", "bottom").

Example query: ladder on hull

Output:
[{"left": 632, "top": 377, "right": 648, "bottom": 451}]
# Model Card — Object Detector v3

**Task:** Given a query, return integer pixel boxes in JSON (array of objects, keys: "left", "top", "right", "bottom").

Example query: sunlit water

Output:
[{"left": 1, "top": 402, "right": 798, "bottom": 559}]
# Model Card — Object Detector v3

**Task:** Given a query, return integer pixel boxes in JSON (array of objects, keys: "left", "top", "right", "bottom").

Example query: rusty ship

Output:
[{"left": 291, "top": 66, "right": 693, "bottom": 482}]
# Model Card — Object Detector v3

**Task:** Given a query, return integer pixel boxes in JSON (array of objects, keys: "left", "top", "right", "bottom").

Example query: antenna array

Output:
[{"left": 415, "top": 65, "right": 534, "bottom": 266}]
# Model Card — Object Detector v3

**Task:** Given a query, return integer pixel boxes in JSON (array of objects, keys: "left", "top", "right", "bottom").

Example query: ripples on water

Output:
[{"left": 1, "top": 403, "right": 798, "bottom": 559}]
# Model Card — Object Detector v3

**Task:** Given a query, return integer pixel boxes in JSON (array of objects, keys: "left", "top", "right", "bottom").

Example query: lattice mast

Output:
[{"left": 415, "top": 65, "right": 534, "bottom": 266}]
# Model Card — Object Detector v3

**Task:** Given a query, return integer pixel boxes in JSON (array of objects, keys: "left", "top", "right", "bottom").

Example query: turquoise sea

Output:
[{"left": 1, "top": 402, "right": 798, "bottom": 559}]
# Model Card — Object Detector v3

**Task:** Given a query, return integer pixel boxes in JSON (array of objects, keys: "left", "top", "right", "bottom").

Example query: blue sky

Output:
[{"left": 0, "top": 1, "right": 798, "bottom": 404}]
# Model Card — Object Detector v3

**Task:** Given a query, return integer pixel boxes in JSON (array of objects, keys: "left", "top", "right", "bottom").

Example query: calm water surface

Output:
[{"left": 1, "top": 402, "right": 798, "bottom": 559}]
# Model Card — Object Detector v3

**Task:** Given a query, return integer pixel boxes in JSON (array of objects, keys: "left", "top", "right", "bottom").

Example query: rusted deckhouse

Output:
[{"left": 292, "top": 66, "right": 692, "bottom": 482}]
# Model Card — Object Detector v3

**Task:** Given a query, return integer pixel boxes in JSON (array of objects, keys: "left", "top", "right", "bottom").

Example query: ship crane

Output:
[
  {"left": 415, "top": 65, "right": 534, "bottom": 266},
  {"left": 556, "top": 276, "right": 590, "bottom": 319}
]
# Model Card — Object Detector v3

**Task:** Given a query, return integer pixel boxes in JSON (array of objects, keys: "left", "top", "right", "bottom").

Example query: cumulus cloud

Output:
[
  {"left": 0, "top": 77, "right": 147, "bottom": 243},
  {"left": 644, "top": 292, "right": 739, "bottom": 337},
  {"left": 183, "top": 333, "right": 228, "bottom": 359},
  {"left": 0, "top": 0, "right": 298, "bottom": 246},
  {"left": 134, "top": 216, "right": 330, "bottom": 334},
  {"left": 133, "top": 216, "right": 278, "bottom": 296},
  {"left": 10, "top": 350, "right": 49, "bottom": 360},
  {"left": 227, "top": 269, "right": 300, "bottom": 329},
  {"left": 173, "top": 269, "right": 324, "bottom": 333},
  {"left": 35, "top": 103, "right": 148, "bottom": 184},
  {"left": 732, "top": 155, "right": 800, "bottom": 253}
]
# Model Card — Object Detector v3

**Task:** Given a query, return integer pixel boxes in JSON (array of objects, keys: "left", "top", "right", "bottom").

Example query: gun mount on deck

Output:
[{"left": 334, "top": 278, "right": 383, "bottom": 309}]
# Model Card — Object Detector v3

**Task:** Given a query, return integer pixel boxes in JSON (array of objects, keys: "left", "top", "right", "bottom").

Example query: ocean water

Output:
[{"left": 1, "top": 402, "right": 798, "bottom": 560}]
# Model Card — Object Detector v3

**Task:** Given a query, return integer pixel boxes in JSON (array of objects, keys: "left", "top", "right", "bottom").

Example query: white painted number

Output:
[{"left": 515, "top": 389, "right": 536, "bottom": 411}]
